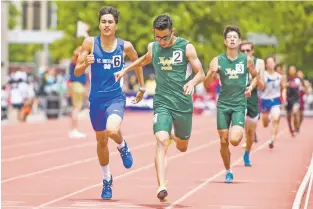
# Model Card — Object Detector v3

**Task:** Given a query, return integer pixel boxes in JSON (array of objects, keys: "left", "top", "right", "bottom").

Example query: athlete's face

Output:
[
  {"left": 275, "top": 66, "right": 283, "bottom": 74},
  {"left": 288, "top": 66, "right": 297, "bottom": 77},
  {"left": 297, "top": 71, "right": 304, "bottom": 80},
  {"left": 154, "top": 28, "right": 174, "bottom": 48},
  {"left": 266, "top": 57, "right": 276, "bottom": 71},
  {"left": 99, "top": 14, "right": 116, "bottom": 36},
  {"left": 240, "top": 44, "right": 253, "bottom": 57},
  {"left": 224, "top": 31, "right": 241, "bottom": 49}
]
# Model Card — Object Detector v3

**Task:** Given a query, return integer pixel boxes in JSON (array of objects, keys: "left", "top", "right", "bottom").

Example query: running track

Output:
[{"left": 2, "top": 112, "right": 313, "bottom": 209}]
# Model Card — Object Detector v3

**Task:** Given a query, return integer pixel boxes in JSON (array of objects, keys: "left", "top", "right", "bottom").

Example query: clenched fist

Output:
[{"left": 84, "top": 53, "right": 95, "bottom": 66}]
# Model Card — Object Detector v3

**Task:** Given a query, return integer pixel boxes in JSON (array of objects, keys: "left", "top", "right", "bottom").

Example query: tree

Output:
[{"left": 8, "top": 1, "right": 313, "bottom": 77}]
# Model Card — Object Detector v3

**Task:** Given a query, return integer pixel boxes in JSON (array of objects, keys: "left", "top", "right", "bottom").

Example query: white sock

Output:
[
  {"left": 101, "top": 165, "right": 111, "bottom": 181},
  {"left": 117, "top": 140, "right": 126, "bottom": 149},
  {"left": 226, "top": 169, "right": 232, "bottom": 174}
]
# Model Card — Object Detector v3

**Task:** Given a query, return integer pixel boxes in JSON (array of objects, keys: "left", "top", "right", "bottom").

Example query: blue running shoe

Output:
[
  {"left": 243, "top": 151, "right": 252, "bottom": 167},
  {"left": 117, "top": 140, "right": 133, "bottom": 169},
  {"left": 101, "top": 175, "right": 113, "bottom": 200},
  {"left": 225, "top": 172, "right": 233, "bottom": 183}
]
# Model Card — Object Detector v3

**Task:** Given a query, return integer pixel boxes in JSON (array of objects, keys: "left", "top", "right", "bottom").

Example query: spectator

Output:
[{"left": 145, "top": 73, "right": 156, "bottom": 95}]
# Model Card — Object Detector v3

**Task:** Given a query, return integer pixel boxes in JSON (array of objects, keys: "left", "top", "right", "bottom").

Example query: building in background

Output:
[
  {"left": 6, "top": 1, "right": 62, "bottom": 76},
  {"left": 13, "top": 0, "right": 58, "bottom": 30}
]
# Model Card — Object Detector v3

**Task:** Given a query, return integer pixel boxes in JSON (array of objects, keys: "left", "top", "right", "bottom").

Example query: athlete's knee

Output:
[
  {"left": 176, "top": 141, "right": 188, "bottom": 152},
  {"left": 229, "top": 127, "right": 243, "bottom": 146},
  {"left": 156, "top": 135, "right": 167, "bottom": 145},
  {"left": 106, "top": 115, "right": 122, "bottom": 136},
  {"left": 230, "top": 133, "right": 243, "bottom": 146},
  {"left": 175, "top": 136, "right": 189, "bottom": 152},
  {"left": 155, "top": 131, "right": 169, "bottom": 147},
  {"left": 230, "top": 138, "right": 241, "bottom": 146},
  {"left": 97, "top": 139, "right": 108, "bottom": 148},
  {"left": 96, "top": 133, "right": 108, "bottom": 148},
  {"left": 177, "top": 145, "right": 187, "bottom": 152},
  {"left": 220, "top": 136, "right": 229, "bottom": 147},
  {"left": 218, "top": 130, "right": 229, "bottom": 145},
  {"left": 106, "top": 127, "right": 120, "bottom": 137}
]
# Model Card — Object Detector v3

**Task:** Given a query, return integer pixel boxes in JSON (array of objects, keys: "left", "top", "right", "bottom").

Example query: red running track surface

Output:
[{"left": 2, "top": 112, "right": 313, "bottom": 209}]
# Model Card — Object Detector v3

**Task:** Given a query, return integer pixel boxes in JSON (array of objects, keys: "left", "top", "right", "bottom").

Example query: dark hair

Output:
[
  {"left": 98, "top": 6, "right": 119, "bottom": 23},
  {"left": 264, "top": 56, "right": 275, "bottom": 65},
  {"left": 153, "top": 14, "right": 173, "bottom": 30},
  {"left": 223, "top": 25, "right": 241, "bottom": 39},
  {"left": 274, "top": 64, "right": 282, "bottom": 70},
  {"left": 240, "top": 40, "right": 254, "bottom": 50}
]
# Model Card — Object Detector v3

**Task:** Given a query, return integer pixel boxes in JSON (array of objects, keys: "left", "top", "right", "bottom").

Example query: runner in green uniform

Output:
[
  {"left": 204, "top": 26, "right": 257, "bottom": 183},
  {"left": 239, "top": 40, "right": 265, "bottom": 166},
  {"left": 114, "top": 14, "right": 205, "bottom": 202}
]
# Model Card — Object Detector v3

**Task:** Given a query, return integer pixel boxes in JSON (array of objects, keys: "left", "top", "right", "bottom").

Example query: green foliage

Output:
[
  {"left": 8, "top": 1, "right": 19, "bottom": 29},
  {"left": 9, "top": 44, "right": 42, "bottom": 63},
  {"left": 8, "top": 1, "right": 313, "bottom": 76}
]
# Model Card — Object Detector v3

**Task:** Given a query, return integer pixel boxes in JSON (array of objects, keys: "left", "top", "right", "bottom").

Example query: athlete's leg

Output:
[
  {"left": 153, "top": 108, "right": 172, "bottom": 202},
  {"left": 245, "top": 123, "right": 256, "bottom": 151},
  {"left": 262, "top": 111, "right": 270, "bottom": 128},
  {"left": 243, "top": 116, "right": 258, "bottom": 166},
  {"left": 269, "top": 106, "right": 281, "bottom": 148},
  {"left": 299, "top": 109, "right": 304, "bottom": 131},
  {"left": 261, "top": 99, "right": 271, "bottom": 128},
  {"left": 106, "top": 114, "right": 123, "bottom": 144},
  {"left": 105, "top": 100, "right": 125, "bottom": 144},
  {"left": 229, "top": 126, "right": 244, "bottom": 146},
  {"left": 96, "top": 131, "right": 110, "bottom": 179},
  {"left": 218, "top": 129, "right": 230, "bottom": 170},
  {"left": 292, "top": 103, "right": 300, "bottom": 132},
  {"left": 89, "top": 102, "right": 112, "bottom": 199},
  {"left": 217, "top": 106, "right": 233, "bottom": 183},
  {"left": 68, "top": 82, "right": 86, "bottom": 138},
  {"left": 96, "top": 130, "right": 113, "bottom": 200},
  {"left": 105, "top": 99, "right": 133, "bottom": 169},
  {"left": 172, "top": 111, "right": 192, "bottom": 152},
  {"left": 286, "top": 102, "right": 295, "bottom": 135},
  {"left": 229, "top": 110, "right": 246, "bottom": 146},
  {"left": 287, "top": 111, "right": 294, "bottom": 135},
  {"left": 155, "top": 131, "right": 170, "bottom": 202}
]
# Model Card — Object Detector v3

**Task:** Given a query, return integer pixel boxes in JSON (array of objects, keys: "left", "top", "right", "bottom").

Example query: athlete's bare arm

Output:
[
  {"left": 256, "top": 59, "right": 265, "bottom": 90},
  {"left": 246, "top": 58, "right": 265, "bottom": 96},
  {"left": 185, "top": 44, "right": 205, "bottom": 86},
  {"left": 303, "top": 80, "right": 310, "bottom": 94},
  {"left": 124, "top": 41, "right": 145, "bottom": 88},
  {"left": 281, "top": 74, "right": 287, "bottom": 103},
  {"left": 247, "top": 56, "right": 257, "bottom": 78},
  {"left": 114, "top": 43, "right": 153, "bottom": 81},
  {"left": 203, "top": 56, "right": 219, "bottom": 89},
  {"left": 74, "top": 37, "right": 94, "bottom": 77}
]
